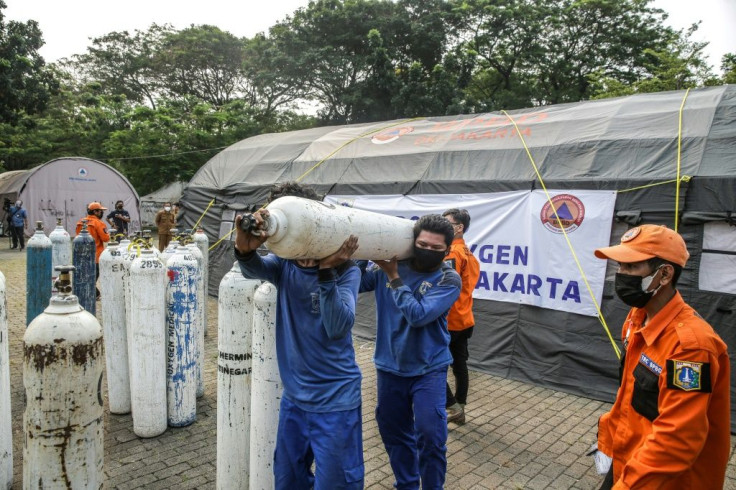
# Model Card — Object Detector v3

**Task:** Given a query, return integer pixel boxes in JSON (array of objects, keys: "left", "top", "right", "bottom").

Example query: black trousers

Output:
[
  {"left": 446, "top": 326, "right": 473, "bottom": 407},
  {"left": 10, "top": 225, "right": 24, "bottom": 249}
]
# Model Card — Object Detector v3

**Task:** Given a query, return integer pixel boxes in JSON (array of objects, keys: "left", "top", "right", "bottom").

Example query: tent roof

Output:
[
  {"left": 0, "top": 170, "right": 31, "bottom": 196},
  {"left": 188, "top": 85, "right": 736, "bottom": 213},
  {"left": 140, "top": 181, "right": 186, "bottom": 202},
  {"left": 0, "top": 157, "right": 140, "bottom": 200}
]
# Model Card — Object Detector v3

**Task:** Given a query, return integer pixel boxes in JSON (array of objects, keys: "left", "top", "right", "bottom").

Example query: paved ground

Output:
[{"left": 2, "top": 245, "right": 735, "bottom": 489}]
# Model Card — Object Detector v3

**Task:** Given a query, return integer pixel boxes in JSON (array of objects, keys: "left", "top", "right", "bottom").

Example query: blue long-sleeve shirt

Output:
[
  {"left": 360, "top": 260, "right": 461, "bottom": 376},
  {"left": 237, "top": 251, "right": 362, "bottom": 412}
]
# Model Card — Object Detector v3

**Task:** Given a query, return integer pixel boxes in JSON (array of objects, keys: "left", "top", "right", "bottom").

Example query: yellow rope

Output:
[
  {"left": 617, "top": 175, "right": 691, "bottom": 193},
  {"left": 191, "top": 198, "right": 215, "bottom": 231},
  {"left": 674, "top": 88, "right": 690, "bottom": 232},
  {"left": 502, "top": 110, "right": 621, "bottom": 360}
]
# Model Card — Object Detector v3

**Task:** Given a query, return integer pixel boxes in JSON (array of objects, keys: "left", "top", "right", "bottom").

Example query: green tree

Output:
[
  {"left": 0, "top": 0, "right": 58, "bottom": 125},
  {"left": 721, "top": 53, "right": 736, "bottom": 84},
  {"left": 155, "top": 25, "right": 249, "bottom": 108},
  {"left": 71, "top": 24, "right": 173, "bottom": 109}
]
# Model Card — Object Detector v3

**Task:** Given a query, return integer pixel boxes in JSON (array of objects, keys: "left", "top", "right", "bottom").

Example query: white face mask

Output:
[
  {"left": 640, "top": 265, "right": 664, "bottom": 293},
  {"left": 15, "top": 201, "right": 21, "bottom": 207},
  {"left": 164, "top": 206, "right": 171, "bottom": 212}
]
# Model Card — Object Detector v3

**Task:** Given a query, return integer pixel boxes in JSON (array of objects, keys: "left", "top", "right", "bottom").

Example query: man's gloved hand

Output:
[{"left": 588, "top": 442, "right": 613, "bottom": 475}]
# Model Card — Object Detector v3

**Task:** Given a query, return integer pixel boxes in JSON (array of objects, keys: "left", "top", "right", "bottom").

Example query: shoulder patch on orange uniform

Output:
[{"left": 666, "top": 359, "right": 711, "bottom": 392}]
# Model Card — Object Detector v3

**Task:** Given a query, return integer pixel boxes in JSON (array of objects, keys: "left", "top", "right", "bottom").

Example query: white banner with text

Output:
[{"left": 325, "top": 190, "right": 616, "bottom": 317}]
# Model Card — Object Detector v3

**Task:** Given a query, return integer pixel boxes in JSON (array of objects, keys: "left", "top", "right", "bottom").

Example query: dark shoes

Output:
[{"left": 446, "top": 403, "right": 466, "bottom": 425}]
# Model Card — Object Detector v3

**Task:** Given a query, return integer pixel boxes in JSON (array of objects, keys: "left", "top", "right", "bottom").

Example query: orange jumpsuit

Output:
[
  {"left": 597, "top": 292, "right": 730, "bottom": 489},
  {"left": 76, "top": 214, "right": 110, "bottom": 263},
  {"left": 445, "top": 237, "right": 480, "bottom": 331}
]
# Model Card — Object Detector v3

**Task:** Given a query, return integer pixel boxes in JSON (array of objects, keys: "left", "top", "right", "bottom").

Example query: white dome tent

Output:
[{"left": 0, "top": 157, "right": 140, "bottom": 237}]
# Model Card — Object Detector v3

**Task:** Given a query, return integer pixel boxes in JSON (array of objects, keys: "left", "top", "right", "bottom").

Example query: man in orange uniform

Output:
[
  {"left": 76, "top": 202, "right": 111, "bottom": 298},
  {"left": 442, "top": 209, "right": 480, "bottom": 425},
  {"left": 593, "top": 224, "right": 730, "bottom": 489}
]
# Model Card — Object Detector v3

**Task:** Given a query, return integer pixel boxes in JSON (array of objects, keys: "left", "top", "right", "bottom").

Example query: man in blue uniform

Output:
[
  {"left": 233, "top": 182, "right": 364, "bottom": 490},
  {"left": 8, "top": 200, "right": 28, "bottom": 250},
  {"left": 360, "top": 214, "right": 461, "bottom": 490}
]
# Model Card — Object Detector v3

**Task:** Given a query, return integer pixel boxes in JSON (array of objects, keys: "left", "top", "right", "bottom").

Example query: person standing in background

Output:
[
  {"left": 155, "top": 202, "right": 176, "bottom": 251},
  {"left": 106, "top": 200, "right": 131, "bottom": 238},
  {"left": 8, "top": 199, "right": 28, "bottom": 250},
  {"left": 442, "top": 209, "right": 481, "bottom": 425},
  {"left": 76, "top": 202, "right": 110, "bottom": 299}
]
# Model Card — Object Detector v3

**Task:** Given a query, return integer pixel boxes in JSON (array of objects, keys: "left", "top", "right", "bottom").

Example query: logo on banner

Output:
[
  {"left": 540, "top": 194, "right": 585, "bottom": 233},
  {"left": 78, "top": 167, "right": 88, "bottom": 176},
  {"left": 371, "top": 126, "right": 413, "bottom": 145}
]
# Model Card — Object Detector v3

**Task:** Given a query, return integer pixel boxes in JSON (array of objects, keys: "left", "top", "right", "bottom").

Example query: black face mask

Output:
[
  {"left": 412, "top": 246, "right": 446, "bottom": 271},
  {"left": 614, "top": 267, "right": 662, "bottom": 308}
]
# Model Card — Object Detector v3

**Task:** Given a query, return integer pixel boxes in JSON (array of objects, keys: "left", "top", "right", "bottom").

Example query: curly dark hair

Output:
[
  {"left": 413, "top": 214, "right": 454, "bottom": 248},
  {"left": 268, "top": 182, "right": 321, "bottom": 203}
]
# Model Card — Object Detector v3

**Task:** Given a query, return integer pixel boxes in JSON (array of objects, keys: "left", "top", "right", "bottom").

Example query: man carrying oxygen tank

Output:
[{"left": 233, "top": 182, "right": 364, "bottom": 490}]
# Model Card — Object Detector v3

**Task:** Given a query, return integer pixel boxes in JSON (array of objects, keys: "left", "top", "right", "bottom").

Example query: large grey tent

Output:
[
  {"left": 139, "top": 181, "right": 186, "bottom": 228},
  {"left": 180, "top": 86, "right": 736, "bottom": 427},
  {"left": 0, "top": 157, "right": 141, "bottom": 237}
]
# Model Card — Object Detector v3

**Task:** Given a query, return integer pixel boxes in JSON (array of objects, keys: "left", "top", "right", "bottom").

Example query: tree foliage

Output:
[
  {"left": 0, "top": 0, "right": 57, "bottom": 125},
  {"left": 0, "top": 0, "right": 726, "bottom": 193}
]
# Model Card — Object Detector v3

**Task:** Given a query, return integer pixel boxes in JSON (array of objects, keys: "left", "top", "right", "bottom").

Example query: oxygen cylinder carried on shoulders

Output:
[
  {"left": 0, "top": 272, "right": 11, "bottom": 489},
  {"left": 240, "top": 196, "right": 414, "bottom": 260},
  {"left": 128, "top": 248, "right": 167, "bottom": 437},
  {"left": 23, "top": 266, "right": 104, "bottom": 488},
  {"left": 26, "top": 221, "right": 53, "bottom": 326},
  {"left": 217, "top": 263, "right": 260, "bottom": 490},
  {"left": 99, "top": 242, "right": 131, "bottom": 414},
  {"left": 49, "top": 218, "right": 72, "bottom": 292}
]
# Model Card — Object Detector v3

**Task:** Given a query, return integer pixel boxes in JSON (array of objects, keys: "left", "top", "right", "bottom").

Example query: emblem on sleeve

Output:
[{"left": 666, "top": 359, "right": 712, "bottom": 392}]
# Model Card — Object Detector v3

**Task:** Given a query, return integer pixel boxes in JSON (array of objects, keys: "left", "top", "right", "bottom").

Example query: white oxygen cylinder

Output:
[
  {"left": 122, "top": 244, "right": 138, "bottom": 373},
  {"left": 160, "top": 229, "right": 180, "bottom": 266},
  {"left": 249, "top": 282, "right": 281, "bottom": 490},
  {"left": 23, "top": 266, "right": 104, "bottom": 488},
  {"left": 128, "top": 250, "right": 167, "bottom": 437},
  {"left": 260, "top": 196, "right": 414, "bottom": 260},
  {"left": 49, "top": 218, "right": 72, "bottom": 292},
  {"left": 193, "top": 228, "right": 209, "bottom": 336},
  {"left": 0, "top": 272, "right": 11, "bottom": 489},
  {"left": 99, "top": 243, "right": 131, "bottom": 414},
  {"left": 186, "top": 242, "right": 205, "bottom": 398},
  {"left": 165, "top": 246, "right": 198, "bottom": 427},
  {"left": 217, "top": 263, "right": 260, "bottom": 490}
]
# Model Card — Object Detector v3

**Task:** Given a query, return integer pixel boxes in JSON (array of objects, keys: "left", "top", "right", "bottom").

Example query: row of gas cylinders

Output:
[{"left": 0, "top": 222, "right": 280, "bottom": 489}]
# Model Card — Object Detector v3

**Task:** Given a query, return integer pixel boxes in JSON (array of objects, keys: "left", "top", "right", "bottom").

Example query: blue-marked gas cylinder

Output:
[
  {"left": 73, "top": 219, "right": 97, "bottom": 315},
  {"left": 23, "top": 266, "right": 104, "bottom": 488},
  {"left": 186, "top": 241, "right": 205, "bottom": 398},
  {"left": 49, "top": 218, "right": 72, "bottom": 292},
  {"left": 99, "top": 242, "right": 131, "bottom": 414},
  {"left": 26, "top": 221, "right": 53, "bottom": 326},
  {"left": 165, "top": 246, "right": 199, "bottom": 427},
  {"left": 216, "top": 263, "right": 260, "bottom": 490},
  {"left": 250, "top": 282, "right": 281, "bottom": 490},
  {"left": 0, "top": 271, "right": 12, "bottom": 489},
  {"left": 129, "top": 249, "right": 167, "bottom": 437}
]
